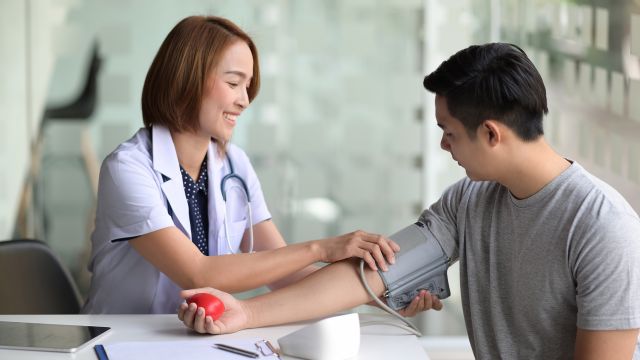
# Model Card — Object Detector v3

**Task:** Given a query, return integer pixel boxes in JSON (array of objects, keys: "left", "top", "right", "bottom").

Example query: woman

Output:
[{"left": 82, "top": 15, "right": 400, "bottom": 314}]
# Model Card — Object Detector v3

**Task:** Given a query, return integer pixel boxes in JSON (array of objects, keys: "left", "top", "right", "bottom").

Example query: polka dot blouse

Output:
[{"left": 180, "top": 156, "right": 209, "bottom": 256}]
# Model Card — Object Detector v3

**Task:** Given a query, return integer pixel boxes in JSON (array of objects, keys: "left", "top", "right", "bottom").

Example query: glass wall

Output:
[
  {"left": 420, "top": 0, "right": 640, "bottom": 339},
  {"left": 9, "top": 0, "right": 433, "bottom": 328},
  {"left": 4, "top": 0, "right": 638, "bottom": 347},
  {"left": 498, "top": 0, "right": 640, "bottom": 212}
]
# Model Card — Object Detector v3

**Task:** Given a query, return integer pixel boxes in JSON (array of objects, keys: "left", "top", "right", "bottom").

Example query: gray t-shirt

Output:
[{"left": 420, "top": 162, "right": 640, "bottom": 359}]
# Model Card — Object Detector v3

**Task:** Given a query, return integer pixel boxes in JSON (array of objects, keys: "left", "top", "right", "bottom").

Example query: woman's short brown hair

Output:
[{"left": 142, "top": 16, "right": 260, "bottom": 133}]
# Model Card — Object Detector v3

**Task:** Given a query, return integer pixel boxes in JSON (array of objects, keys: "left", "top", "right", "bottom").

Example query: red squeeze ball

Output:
[{"left": 186, "top": 293, "right": 225, "bottom": 320}]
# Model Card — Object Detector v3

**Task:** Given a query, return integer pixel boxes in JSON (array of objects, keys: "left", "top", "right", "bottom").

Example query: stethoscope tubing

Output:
[{"left": 221, "top": 154, "right": 253, "bottom": 254}]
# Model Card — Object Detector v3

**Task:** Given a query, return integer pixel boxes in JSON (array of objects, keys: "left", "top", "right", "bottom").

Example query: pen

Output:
[{"left": 214, "top": 343, "right": 260, "bottom": 358}]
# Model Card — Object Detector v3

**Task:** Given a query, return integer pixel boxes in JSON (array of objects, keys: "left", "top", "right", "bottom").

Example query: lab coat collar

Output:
[
  {"left": 152, "top": 125, "right": 191, "bottom": 238},
  {"left": 207, "top": 139, "right": 224, "bottom": 255},
  {"left": 151, "top": 125, "right": 225, "bottom": 242}
]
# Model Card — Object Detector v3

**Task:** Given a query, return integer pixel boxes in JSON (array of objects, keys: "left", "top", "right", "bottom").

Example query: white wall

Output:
[
  {"left": 0, "top": 1, "right": 29, "bottom": 239},
  {"left": 0, "top": 0, "right": 74, "bottom": 240}
]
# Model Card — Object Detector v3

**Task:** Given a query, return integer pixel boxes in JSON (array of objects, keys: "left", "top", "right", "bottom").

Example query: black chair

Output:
[
  {"left": 0, "top": 239, "right": 82, "bottom": 314},
  {"left": 43, "top": 41, "right": 102, "bottom": 120}
]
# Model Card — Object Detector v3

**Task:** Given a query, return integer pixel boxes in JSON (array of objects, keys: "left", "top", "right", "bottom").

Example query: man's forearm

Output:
[{"left": 245, "top": 258, "right": 386, "bottom": 328}]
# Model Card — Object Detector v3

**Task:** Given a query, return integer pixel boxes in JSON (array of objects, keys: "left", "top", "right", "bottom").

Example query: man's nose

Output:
[{"left": 440, "top": 136, "right": 450, "bottom": 151}]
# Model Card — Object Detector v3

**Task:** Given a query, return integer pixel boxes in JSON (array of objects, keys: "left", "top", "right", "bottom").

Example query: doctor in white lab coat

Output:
[{"left": 82, "top": 16, "right": 409, "bottom": 314}]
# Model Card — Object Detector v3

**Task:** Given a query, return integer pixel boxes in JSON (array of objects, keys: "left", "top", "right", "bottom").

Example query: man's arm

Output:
[
  {"left": 574, "top": 328, "right": 639, "bottom": 360},
  {"left": 178, "top": 258, "right": 443, "bottom": 334}
]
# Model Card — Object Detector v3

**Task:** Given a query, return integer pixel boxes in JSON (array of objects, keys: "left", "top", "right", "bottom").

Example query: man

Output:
[{"left": 179, "top": 43, "right": 640, "bottom": 359}]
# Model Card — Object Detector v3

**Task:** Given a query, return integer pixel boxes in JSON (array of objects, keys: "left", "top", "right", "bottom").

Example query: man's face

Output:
[{"left": 435, "top": 95, "right": 491, "bottom": 181}]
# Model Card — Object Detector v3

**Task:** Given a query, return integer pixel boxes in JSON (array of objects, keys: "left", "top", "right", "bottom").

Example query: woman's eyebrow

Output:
[{"left": 224, "top": 70, "right": 249, "bottom": 78}]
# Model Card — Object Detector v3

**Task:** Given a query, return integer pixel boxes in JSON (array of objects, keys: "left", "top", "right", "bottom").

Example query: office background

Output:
[{"left": 1, "top": 0, "right": 639, "bottom": 343}]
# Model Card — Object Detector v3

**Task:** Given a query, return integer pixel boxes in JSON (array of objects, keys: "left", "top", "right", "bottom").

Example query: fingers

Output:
[
  {"left": 180, "top": 287, "right": 213, "bottom": 299},
  {"left": 204, "top": 316, "right": 218, "bottom": 334},
  {"left": 178, "top": 289, "right": 230, "bottom": 335},
  {"left": 192, "top": 308, "right": 208, "bottom": 333},
  {"left": 431, "top": 294, "right": 443, "bottom": 311},
  {"left": 360, "top": 250, "right": 377, "bottom": 271},
  {"left": 354, "top": 231, "right": 398, "bottom": 269},
  {"left": 360, "top": 242, "right": 387, "bottom": 271},
  {"left": 398, "top": 291, "right": 444, "bottom": 317},
  {"left": 182, "top": 302, "right": 198, "bottom": 328},
  {"left": 388, "top": 239, "right": 401, "bottom": 252},
  {"left": 178, "top": 302, "right": 188, "bottom": 321},
  {"left": 403, "top": 294, "right": 422, "bottom": 317},
  {"left": 322, "top": 230, "right": 400, "bottom": 268}
]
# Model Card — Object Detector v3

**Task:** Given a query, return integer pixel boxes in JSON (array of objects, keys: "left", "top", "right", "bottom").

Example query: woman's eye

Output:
[{"left": 227, "top": 82, "right": 238, "bottom": 88}]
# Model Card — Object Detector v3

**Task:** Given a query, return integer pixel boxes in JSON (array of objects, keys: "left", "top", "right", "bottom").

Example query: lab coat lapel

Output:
[
  {"left": 208, "top": 142, "right": 225, "bottom": 255},
  {"left": 152, "top": 125, "right": 191, "bottom": 239}
]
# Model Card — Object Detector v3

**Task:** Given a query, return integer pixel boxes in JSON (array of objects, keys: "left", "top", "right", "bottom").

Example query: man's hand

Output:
[
  {"left": 178, "top": 287, "right": 249, "bottom": 334},
  {"left": 397, "top": 290, "right": 443, "bottom": 317},
  {"left": 367, "top": 289, "right": 444, "bottom": 317}
]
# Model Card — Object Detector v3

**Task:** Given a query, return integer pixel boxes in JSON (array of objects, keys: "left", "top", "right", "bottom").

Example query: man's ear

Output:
[{"left": 481, "top": 120, "right": 501, "bottom": 147}]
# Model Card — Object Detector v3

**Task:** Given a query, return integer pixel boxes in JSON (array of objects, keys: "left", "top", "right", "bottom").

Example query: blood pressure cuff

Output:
[{"left": 378, "top": 221, "right": 451, "bottom": 310}]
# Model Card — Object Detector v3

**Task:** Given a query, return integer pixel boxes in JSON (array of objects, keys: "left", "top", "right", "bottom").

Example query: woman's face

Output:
[{"left": 198, "top": 40, "right": 253, "bottom": 143}]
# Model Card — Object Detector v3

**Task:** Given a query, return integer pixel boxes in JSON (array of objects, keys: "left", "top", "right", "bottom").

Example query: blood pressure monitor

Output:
[{"left": 378, "top": 221, "right": 451, "bottom": 310}]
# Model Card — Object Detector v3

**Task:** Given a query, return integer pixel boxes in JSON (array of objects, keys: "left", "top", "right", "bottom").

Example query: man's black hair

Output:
[{"left": 423, "top": 43, "right": 548, "bottom": 141}]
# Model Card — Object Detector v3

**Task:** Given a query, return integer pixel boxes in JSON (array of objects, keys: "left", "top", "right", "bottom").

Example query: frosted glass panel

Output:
[
  {"left": 629, "top": 79, "right": 640, "bottom": 123},
  {"left": 611, "top": 72, "right": 625, "bottom": 116},
  {"left": 630, "top": 144, "right": 640, "bottom": 184},
  {"left": 632, "top": 14, "right": 640, "bottom": 56},
  {"left": 594, "top": 67, "right": 608, "bottom": 109},
  {"left": 500, "top": 0, "right": 640, "bottom": 216},
  {"left": 595, "top": 8, "right": 609, "bottom": 50},
  {"left": 578, "top": 63, "right": 592, "bottom": 100}
]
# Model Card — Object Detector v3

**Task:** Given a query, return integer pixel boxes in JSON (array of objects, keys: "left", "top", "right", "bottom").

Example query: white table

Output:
[{"left": 0, "top": 313, "right": 429, "bottom": 359}]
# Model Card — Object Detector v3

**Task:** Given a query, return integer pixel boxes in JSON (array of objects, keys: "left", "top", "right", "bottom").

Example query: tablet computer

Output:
[{"left": 0, "top": 321, "right": 111, "bottom": 353}]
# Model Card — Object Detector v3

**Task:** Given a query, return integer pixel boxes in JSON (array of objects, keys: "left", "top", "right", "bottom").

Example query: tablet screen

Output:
[{"left": 0, "top": 321, "right": 111, "bottom": 353}]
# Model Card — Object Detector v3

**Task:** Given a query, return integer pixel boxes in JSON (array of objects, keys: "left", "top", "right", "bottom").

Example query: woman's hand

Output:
[
  {"left": 178, "top": 287, "right": 249, "bottom": 334},
  {"left": 316, "top": 230, "right": 400, "bottom": 271}
]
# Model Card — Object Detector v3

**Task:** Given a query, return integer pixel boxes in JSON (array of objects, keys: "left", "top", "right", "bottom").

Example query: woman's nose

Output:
[{"left": 236, "top": 88, "right": 249, "bottom": 109}]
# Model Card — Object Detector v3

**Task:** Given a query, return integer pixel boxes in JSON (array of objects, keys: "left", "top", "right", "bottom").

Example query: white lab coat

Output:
[{"left": 82, "top": 125, "right": 271, "bottom": 314}]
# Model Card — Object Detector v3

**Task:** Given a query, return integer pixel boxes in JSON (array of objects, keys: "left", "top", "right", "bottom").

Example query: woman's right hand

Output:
[{"left": 315, "top": 230, "right": 400, "bottom": 271}]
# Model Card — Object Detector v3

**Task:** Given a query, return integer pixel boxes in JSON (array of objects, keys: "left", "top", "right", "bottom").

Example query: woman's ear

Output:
[{"left": 481, "top": 120, "right": 502, "bottom": 147}]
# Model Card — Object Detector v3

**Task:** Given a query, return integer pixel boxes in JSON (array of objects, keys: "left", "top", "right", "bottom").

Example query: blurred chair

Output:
[
  {"left": 0, "top": 239, "right": 82, "bottom": 314},
  {"left": 16, "top": 41, "right": 103, "bottom": 240},
  {"left": 43, "top": 41, "right": 102, "bottom": 121}
]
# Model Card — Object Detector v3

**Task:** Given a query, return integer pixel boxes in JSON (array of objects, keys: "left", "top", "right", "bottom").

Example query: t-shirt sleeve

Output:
[
  {"left": 95, "top": 152, "right": 175, "bottom": 242},
  {"left": 572, "top": 211, "right": 640, "bottom": 330},
  {"left": 418, "top": 178, "right": 469, "bottom": 263}
]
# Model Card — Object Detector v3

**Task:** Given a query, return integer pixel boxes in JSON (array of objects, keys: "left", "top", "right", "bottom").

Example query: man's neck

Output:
[{"left": 498, "top": 138, "right": 571, "bottom": 200}]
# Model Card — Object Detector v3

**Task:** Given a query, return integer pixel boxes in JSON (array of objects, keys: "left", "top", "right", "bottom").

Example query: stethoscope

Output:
[{"left": 220, "top": 154, "right": 254, "bottom": 254}]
